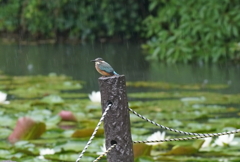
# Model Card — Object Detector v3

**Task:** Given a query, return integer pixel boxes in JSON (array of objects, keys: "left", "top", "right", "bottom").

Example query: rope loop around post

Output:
[{"left": 76, "top": 103, "right": 112, "bottom": 162}]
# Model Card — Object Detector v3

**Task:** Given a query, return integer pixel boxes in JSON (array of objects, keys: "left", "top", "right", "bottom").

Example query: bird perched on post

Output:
[{"left": 91, "top": 58, "right": 119, "bottom": 77}]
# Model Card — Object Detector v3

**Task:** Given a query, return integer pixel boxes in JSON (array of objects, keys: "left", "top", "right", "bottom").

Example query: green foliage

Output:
[
  {"left": 1, "top": 0, "right": 240, "bottom": 63},
  {"left": 0, "top": 0, "right": 20, "bottom": 31},
  {"left": 0, "top": 0, "right": 144, "bottom": 40},
  {"left": 1, "top": 71, "right": 240, "bottom": 161},
  {"left": 143, "top": 0, "right": 240, "bottom": 63}
]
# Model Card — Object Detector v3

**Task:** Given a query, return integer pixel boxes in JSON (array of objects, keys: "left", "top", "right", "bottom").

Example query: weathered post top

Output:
[{"left": 98, "top": 75, "right": 134, "bottom": 162}]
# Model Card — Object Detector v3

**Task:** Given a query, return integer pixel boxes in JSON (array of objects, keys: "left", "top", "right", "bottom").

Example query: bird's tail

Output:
[{"left": 113, "top": 71, "right": 119, "bottom": 75}]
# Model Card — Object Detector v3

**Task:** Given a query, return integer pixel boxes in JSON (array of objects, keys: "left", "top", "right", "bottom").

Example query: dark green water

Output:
[
  {"left": 0, "top": 43, "right": 240, "bottom": 162},
  {"left": 0, "top": 43, "right": 239, "bottom": 94}
]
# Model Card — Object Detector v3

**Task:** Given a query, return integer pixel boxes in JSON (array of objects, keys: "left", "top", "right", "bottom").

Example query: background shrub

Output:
[
  {"left": 142, "top": 0, "right": 240, "bottom": 63},
  {"left": 0, "top": 0, "right": 146, "bottom": 40},
  {"left": 0, "top": 0, "right": 240, "bottom": 63}
]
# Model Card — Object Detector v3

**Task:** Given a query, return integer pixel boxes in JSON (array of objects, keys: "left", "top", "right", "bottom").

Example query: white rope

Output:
[
  {"left": 129, "top": 108, "right": 240, "bottom": 143},
  {"left": 129, "top": 107, "right": 236, "bottom": 137},
  {"left": 93, "top": 144, "right": 117, "bottom": 162},
  {"left": 76, "top": 103, "right": 112, "bottom": 162},
  {"left": 134, "top": 129, "right": 240, "bottom": 143}
]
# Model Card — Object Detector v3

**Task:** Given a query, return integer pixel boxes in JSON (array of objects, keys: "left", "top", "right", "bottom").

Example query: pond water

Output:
[
  {"left": 0, "top": 43, "right": 239, "bottom": 94},
  {"left": 0, "top": 42, "right": 240, "bottom": 161}
]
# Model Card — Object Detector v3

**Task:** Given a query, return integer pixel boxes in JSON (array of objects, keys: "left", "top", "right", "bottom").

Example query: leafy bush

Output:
[
  {"left": 142, "top": 0, "right": 240, "bottom": 63},
  {"left": 0, "top": 0, "right": 20, "bottom": 31},
  {"left": 0, "top": 0, "right": 145, "bottom": 40},
  {"left": 1, "top": 0, "right": 240, "bottom": 63}
]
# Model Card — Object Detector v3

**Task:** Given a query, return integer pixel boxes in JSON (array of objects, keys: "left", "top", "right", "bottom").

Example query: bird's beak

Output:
[{"left": 91, "top": 59, "right": 96, "bottom": 62}]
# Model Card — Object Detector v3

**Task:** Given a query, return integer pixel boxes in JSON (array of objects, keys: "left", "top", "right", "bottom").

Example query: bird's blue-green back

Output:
[{"left": 98, "top": 62, "right": 114, "bottom": 73}]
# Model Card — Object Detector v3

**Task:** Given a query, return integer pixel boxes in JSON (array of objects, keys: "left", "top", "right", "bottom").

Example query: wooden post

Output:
[{"left": 98, "top": 75, "right": 134, "bottom": 162}]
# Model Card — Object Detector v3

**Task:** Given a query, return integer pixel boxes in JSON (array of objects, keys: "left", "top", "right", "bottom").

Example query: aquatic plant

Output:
[
  {"left": 88, "top": 91, "right": 101, "bottom": 103},
  {"left": 0, "top": 91, "right": 10, "bottom": 104},
  {"left": 146, "top": 131, "right": 169, "bottom": 146}
]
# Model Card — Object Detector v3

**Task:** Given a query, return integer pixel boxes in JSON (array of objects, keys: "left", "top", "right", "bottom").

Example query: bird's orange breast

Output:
[{"left": 95, "top": 64, "right": 112, "bottom": 76}]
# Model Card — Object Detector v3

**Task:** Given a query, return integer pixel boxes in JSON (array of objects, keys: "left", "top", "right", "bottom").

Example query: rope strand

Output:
[
  {"left": 129, "top": 107, "right": 217, "bottom": 137},
  {"left": 93, "top": 144, "right": 117, "bottom": 162},
  {"left": 134, "top": 129, "right": 240, "bottom": 143},
  {"left": 76, "top": 103, "right": 112, "bottom": 162}
]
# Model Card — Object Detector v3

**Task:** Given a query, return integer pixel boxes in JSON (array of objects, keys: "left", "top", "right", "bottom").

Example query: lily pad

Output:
[
  {"left": 164, "top": 145, "right": 198, "bottom": 155},
  {"left": 133, "top": 143, "right": 152, "bottom": 158},
  {"left": 8, "top": 117, "right": 46, "bottom": 143},
  {"left": 7, "top": 74, "right": 83, "bottom": 98},
  {"left": 71, "top": 128, "right": 104, "bottom": 138},
  {"left": 127, "top": 81, "right": 228, "bottom": 90},
  {"left": 41, "top": 95, "right": 64, "bottom": 104}
]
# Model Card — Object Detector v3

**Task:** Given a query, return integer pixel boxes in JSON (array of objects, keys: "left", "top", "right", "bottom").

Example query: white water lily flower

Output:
[
  {"left": 218, "top": 158, "right": 229, "bottom": 162},
  {"left": 201, "top": 137, "right": 212, "bottom": 148},
  {"left": 88, "top": 91, "right": 101, "bottom": 103},
  {"left": 146, "top": 131, "right": 169, "bottom": 146},
  {"left": 0, "top": 91, "right": 10, "bottom": 104},
  {"left": 212, "top": 134, "right": 238, "bottom": 147},
  {"left": 97, "top": 142, "right": 106, "bottom": 155},
  {"left": 38, "top": 148, "right": 55, "bottom": 159},
  {"left": 180, "top": 96, "right": 206, "bottom": 102}
]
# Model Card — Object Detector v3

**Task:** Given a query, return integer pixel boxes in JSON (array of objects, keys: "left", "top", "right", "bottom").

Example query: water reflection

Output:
[{"left": 0, "top": 43, "right": 239, "bottom": 93}]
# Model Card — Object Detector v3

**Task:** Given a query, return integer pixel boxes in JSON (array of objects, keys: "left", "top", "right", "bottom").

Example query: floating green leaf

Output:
[
  {"left": 71, "top": 128, "right": 104, "bottom": 138},
  {"left": 133, "top": 143, "right": 152, "bottom": 158},
  {"left": 8, "top": 117, "right": 46, "bottom": 143}
]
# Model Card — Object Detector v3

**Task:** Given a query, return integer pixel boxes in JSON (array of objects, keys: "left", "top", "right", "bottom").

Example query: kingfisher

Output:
[{"left": 91, "top": 58, "right": 119, "bottom": 76}]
